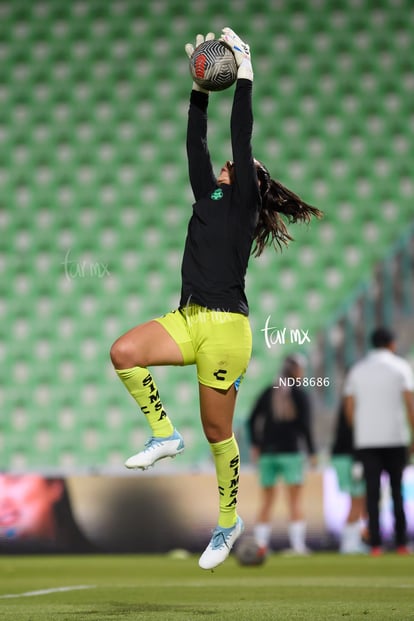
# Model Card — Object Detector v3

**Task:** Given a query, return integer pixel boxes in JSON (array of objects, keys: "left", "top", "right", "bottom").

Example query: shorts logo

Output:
[
  {"left": 211, "top": 188, "right": 223, "bottom": 200},
  {"left": 213, "top": 369, "right": 227, "bottom": 381}
]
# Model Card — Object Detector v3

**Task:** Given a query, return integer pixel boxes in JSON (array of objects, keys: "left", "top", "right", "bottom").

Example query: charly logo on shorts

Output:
[
  {"left": 211, "top": 188, "right": 223, "bottom": 200},
  {"left": 213, "top": 369, "right": 227, "bottom": 381}
]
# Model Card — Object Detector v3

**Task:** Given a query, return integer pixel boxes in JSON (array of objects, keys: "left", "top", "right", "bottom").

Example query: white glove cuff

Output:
[
  {"left": 237, "top": 59, "right": 253, "bottom": 81},
  {"left": 192, "top": 82, "right": 209, "bottom": 94}
]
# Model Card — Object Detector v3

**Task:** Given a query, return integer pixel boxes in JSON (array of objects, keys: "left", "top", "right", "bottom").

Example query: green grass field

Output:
[{"left": 0, "top": 553, "right": 413, "bottom": 621}]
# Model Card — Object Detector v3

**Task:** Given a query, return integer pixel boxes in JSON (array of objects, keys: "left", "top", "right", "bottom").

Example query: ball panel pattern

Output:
[{"left": 189, "top": 40, "right": 237, "bottom": 91}]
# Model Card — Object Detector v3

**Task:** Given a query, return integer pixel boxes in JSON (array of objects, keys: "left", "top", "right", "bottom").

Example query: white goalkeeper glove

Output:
[
  {"left": 185, "top": 32, "right": 215, "bottom": 93},
  {"left": 220, "top": 27, "right": 253, "bottom": 81}
]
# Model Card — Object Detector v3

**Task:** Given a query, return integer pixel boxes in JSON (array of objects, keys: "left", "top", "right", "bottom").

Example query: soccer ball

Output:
[
  {"left": 234, "top": 536, "right": 267, "bottom": 567},
  {"left": 189, "top": 40, "right": 237, "bottom": 92}
]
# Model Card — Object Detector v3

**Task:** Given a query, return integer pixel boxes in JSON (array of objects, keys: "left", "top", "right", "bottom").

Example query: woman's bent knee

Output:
[{"left": 110, "top": 337, "right": 136, "bottom": 369}]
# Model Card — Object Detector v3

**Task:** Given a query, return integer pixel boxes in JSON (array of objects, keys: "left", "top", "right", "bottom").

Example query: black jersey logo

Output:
[
  {"left": 213, "top": 369, "right": 227, "bottom": 381},
  {"left": 211, "top": 188, "right": 223, "bottom": 200}
]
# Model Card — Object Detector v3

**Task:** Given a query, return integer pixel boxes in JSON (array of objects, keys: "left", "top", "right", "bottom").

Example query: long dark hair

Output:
[{"left": 252, "top": 160, "right": 323, "bottom": 257}]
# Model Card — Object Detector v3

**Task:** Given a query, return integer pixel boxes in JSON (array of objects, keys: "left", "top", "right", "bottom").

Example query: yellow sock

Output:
[
  {"left": 116, "top": 366, "right": 174, "bottom": 437},
  {"left": 210, "top": 435, "right": 240, "bottom": 528}
]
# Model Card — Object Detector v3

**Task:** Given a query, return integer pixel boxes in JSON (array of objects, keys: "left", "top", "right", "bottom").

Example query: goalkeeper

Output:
[{"left": 110, "top": 27, "right": 322, "bottom": 570}]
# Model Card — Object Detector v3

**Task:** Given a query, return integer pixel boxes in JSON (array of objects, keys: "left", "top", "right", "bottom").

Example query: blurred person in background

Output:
[
  {"left": 344, "top": 326, "right": 414, "bottom": 555},
  {"left": 331, "top": 397, "right": 367, "bottom": 553},
  {"left": 247, "top": 354, "right": 317, "bottom": 555}
]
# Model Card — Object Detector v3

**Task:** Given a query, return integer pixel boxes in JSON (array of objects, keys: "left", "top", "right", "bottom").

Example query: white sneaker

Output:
[
  {"left": 124, "top": 429, "right": 184, "bottom": 470},
  {"left": 199, "top": 516, "right": 244, "bottom": 570},
  {"left": 340, "top": 542, "right": 369, "bottom": 555}
]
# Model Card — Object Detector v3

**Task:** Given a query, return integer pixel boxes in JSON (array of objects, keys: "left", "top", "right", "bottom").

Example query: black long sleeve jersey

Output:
[
  {"left": 248, "top": 386, "right": 315, "bottom": 455},
  {"left": 179, "top": 80, "right": 261, "bottom": 316}
]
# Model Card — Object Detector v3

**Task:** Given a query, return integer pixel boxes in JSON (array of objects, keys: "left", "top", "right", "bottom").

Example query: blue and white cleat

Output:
[
  {"left": 124, "top": 429, "right": 184, "bottom": 470},
  {"left": 199, "top": 516, "right": 244, "bottom": 570}
]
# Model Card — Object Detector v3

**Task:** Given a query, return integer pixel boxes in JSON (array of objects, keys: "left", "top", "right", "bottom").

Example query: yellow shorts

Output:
[{"left": 154, "top": 305, "right": 252, "bottom": 390}]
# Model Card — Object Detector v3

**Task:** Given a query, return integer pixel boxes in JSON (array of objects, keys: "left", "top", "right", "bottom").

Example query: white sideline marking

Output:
[{"left": 0, "top": 585, "right": 95, "bottom": 599}]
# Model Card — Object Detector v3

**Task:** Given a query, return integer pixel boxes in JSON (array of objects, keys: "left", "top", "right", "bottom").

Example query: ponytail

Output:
[{"left": 252, "top": 161, "right": 323, "bottom": 257}]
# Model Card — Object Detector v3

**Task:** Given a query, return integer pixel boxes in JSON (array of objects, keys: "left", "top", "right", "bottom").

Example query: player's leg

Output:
[
  {"left": 110, "top": 313, "right": 195, "bottom": 469},
  {"left": 199, "top": 382, "right": 240, "bottom": 525},
  {"left": 287, "top": 483, "right": 304, "bottom": 522},
  {"left": 110, "top": 319, "right": 185, "bottom": 369},
  {"left": 198, "top": 382, "right": 244, "bottom": 569},
  {"left": 333, "top": 455, "right": 367, "bottom": 553},
  {"left": 193, "top": 308, "right": 252, "bottom": 569},
  {"left": 253, "top": 455, "right": 277, "bottom": 552},
  {"left": 283, "top": 455, "right": 309, "bottom": 554},
  {"left": 254, "top": 482, "right": 276, "bottom": 553},
  {"left": 341, "top": 494, "right": 367, "bottom": 554},
  {"left": 359, "top": 448, "right": 382, "bottom": 552},
  {"left": 384, "top": 446, "right": 408, "bottom": 550},
  {"left": 286, "top": 483, "right": 308, "bottom": 553},
  {"left": 110, "top": 319, "right": 183, "bottom": 438},
  {"left": 348, "top": 494, "right": 365, "bottom": 523},
  {"left": 257, "top": 485, "right": 276, "bottom": 523}
]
